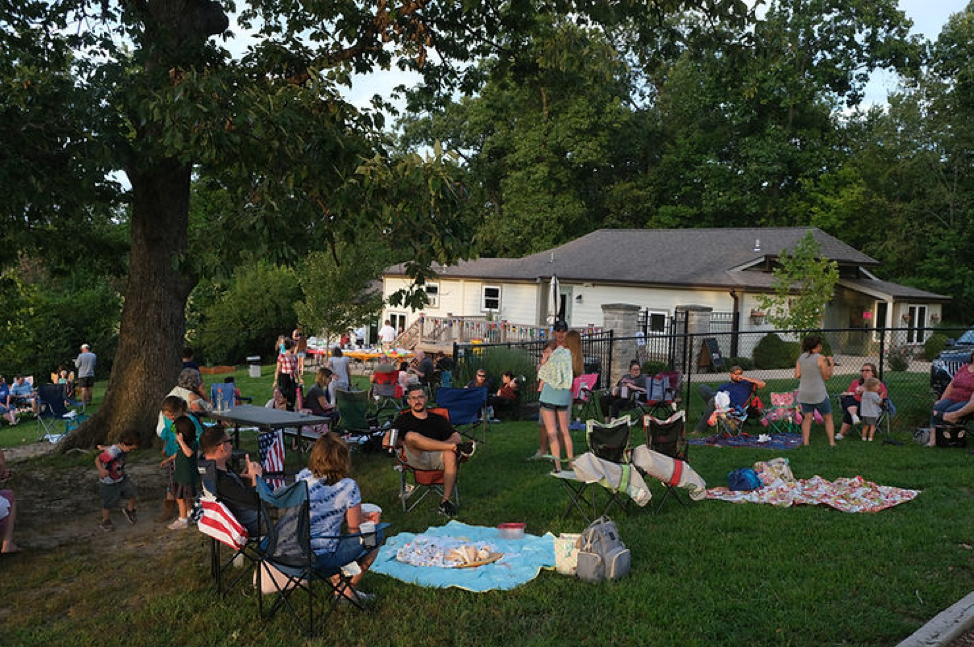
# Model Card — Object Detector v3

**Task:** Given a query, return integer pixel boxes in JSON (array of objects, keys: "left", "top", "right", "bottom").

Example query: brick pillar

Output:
[
  {"left": 601, "top": 303, "right": 641, "bottom": 389},
  {"left": 674, "top": 305, "right": 712, "bottom": 374}
]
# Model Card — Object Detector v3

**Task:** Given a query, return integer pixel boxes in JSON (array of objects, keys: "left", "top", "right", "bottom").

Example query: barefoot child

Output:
[
  {"left": 96, "top": 428, "right": 139, "bottom": 532},
  {"left": 859, "top": 377, "right": 883, "bottom": 442},
  {"left": 164, "top": 416, "right": 200, "bottom": 530}
]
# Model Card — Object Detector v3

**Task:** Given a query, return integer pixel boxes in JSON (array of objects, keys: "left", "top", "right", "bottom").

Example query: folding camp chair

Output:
[
  {"left": 210, "top": 383, "right": 236, "bottom": 411},
  {"left": 550, "top": 417, "right": 635, "bottom": 522},
  {"left": 639, "top": 371, "right": 682, "bottom": 418},
  {"left": 570, "top": 374, "right": 601, "bottom": 430},
  {"left": 369, "top": 369, "right": 402, "bottom": 426},
  {"left": 434, "top": 387, "right": 488, "bottom": 443},
  {"left": 197, "top": 459, "right": 263, "bottom": 597},
  {"left": 36, "top": 384, "right": 79, "bottom": 443},
  {"left": 390, "top": 408, "right": 461, "bottom": 513},
  {"left": 762, "top": 391, "right": 801, "bottom": 434},
  {"left": 334, "top": 389, "right": 379, "bottom": 437},
  {"left": 642, "top": 411, "right": 690, "bottom": 513},
  {"left": 254, "top": 479, "right": 384, "bottom": 636}
]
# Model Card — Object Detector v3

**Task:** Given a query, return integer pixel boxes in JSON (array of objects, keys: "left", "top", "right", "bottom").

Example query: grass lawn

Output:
[{"left": 1, "top": 368, "right": 971, "bottom": 646}]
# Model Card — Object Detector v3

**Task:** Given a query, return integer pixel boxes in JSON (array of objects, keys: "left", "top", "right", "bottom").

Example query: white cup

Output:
[
  {"left": 620, "top": 386, "right": 630, "bottom": 399},
  {"left": 360, "top": 521, "right": 377, "bottom": 548}
]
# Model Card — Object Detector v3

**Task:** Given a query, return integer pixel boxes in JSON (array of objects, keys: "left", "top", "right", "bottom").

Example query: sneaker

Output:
[
  {"left": 527, "top": 450, "right": 544, "bottom": 461},
  {"left": 456, "top": 441, "right": 476, "bottom": 460},
  {"left": 851, "top": 414, "right": 861, "bottom": 425},
  {"left": 835, "top": 433, "right": 843, "bottom": 441},
  {"left": 862, "top": 434, "right": 867, "bottom": 441},
  {"left": 438, "top": 499, "right": 456, "bottom": 517},
  {"left": 98, "top": 519, "right": 114, "bottom": 532},
  {"left": 122, "top": 508, "right": 137, "bottom": 525},
  {"left": 167, "top": 517, "right": 189, "bottom": 530}
]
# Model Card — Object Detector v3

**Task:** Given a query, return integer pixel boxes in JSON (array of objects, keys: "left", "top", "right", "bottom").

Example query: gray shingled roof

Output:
[
  {"left": 840, "top": 278, "right": 949, "bottom": 301},
  {"left": 386, "top": 227, "right": 882, "bottom": 290}
]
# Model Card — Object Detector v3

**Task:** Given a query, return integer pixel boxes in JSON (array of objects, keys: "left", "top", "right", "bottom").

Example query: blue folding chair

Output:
[
  {"left": 37, "top": 384, "right": 80, "bottom": 443},
  {"left": 435, "top": 387, "right": 488, "bottom": 443},
  {"left": 210, "top": 383, "right": 235, "bottom": 411}
]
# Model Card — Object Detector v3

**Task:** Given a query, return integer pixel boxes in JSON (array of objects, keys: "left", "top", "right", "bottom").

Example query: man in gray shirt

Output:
[{"left": 74, "top": 344, "right": 97, "bottom": 407}]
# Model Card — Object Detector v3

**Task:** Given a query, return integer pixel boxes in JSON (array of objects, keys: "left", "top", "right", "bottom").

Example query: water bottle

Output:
[{"left": 387, "top": 428, "right": 399, "bottom": 454}]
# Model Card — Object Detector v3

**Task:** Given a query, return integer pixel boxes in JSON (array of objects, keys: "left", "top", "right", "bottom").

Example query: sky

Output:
[{"left": 336, "top": 0, "right": 968, "bottom": 114}]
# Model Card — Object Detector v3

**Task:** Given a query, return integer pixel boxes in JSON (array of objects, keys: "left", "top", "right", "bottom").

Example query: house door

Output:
[
  {"left": 389, "top": 312, "right": 408, "bottom": 336},
  {"left": 559, "top": 286, "right": 572, "bottom": 324},
  {"left": 906, "top": 305, "right": 927, "bottom": 343}
]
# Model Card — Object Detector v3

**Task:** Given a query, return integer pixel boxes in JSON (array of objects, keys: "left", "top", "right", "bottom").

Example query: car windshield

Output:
[{"left": 957, "top": 328, "right": 974, "bottom": 344}]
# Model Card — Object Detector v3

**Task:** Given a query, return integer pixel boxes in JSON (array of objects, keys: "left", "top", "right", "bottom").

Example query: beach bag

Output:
[
  {"left": 727, "top": 467, "right": 762, "bottom": 491},
  {"left": 576, "top": 516, "right": 630, "bottom": 583}
]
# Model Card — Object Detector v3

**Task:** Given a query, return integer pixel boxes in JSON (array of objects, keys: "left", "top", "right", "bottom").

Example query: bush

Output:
[
  {"left": 726, "top": 356, "right": 754, "bottom": 371},
  {"left": 886, "top": 345, "right": 912, "bottom": 372},
  {"left": 924, "top": 333, "right": 949, "bottom": 361},
  {"left": 641, "top": 360, "right": 668, "bottom": 376},
  {"left": 753, "top": 334, "right": 800, "bottom": 369}
]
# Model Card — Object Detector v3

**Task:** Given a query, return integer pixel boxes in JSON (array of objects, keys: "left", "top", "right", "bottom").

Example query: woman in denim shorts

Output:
[{"left": 795, "top": 335, "right": 835, "bottom": 446}]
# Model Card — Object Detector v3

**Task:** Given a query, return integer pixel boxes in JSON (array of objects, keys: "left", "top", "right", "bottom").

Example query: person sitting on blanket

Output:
[
  {"left": 599, "top": 361, "right": 648, "bottom": 421},
  {"left": 391, "top": 384, "right": 476, "bottom": 518},
  {"left": 694, "top": 366, "right": 766, "bottom": 433},
  {"left": 7, "top": 375, "right": 39, "bottom": 415},
  {"left": 199, "top": 425, "right": 263, "bottom": 535},
  {"left": 296, "top": 434, "right": 386, "bottom": 603}
]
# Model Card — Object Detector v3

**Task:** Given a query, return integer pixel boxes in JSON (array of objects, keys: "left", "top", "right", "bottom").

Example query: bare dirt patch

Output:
[{"left": 4, "top": 442, "right": 180, "bottom": 551}]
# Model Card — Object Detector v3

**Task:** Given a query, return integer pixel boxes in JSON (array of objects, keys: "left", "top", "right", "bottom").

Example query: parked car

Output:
[{"left": 930, "top": 327, "right": 974, "bottom": 396}]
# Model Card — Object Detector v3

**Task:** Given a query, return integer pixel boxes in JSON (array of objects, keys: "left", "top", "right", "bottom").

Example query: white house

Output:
[{"left": 381, "top": 228, "right": 947, "bottom": 342}]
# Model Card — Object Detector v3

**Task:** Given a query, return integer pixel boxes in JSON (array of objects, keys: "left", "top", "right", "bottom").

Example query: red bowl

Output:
[{"left": 497, "top": 522, "right": 526, "bottom": 539}]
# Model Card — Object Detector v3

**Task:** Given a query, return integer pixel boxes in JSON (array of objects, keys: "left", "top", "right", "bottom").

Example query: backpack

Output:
[
  {"left": 575, "top": 516, "right": 630, "bottom": 583},
  {"left": 727, "top": 467, "right": 762, "bottom": 491}
]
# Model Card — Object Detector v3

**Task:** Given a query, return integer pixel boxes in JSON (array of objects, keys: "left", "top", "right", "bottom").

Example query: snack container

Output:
[{"left": 497, "top": 522, "right": 526, "bottom": 540}]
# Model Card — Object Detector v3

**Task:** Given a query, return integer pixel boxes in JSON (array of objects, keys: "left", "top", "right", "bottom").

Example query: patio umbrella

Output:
[{"left": 549, "top": 275, "right": 561, "bottom": 324}]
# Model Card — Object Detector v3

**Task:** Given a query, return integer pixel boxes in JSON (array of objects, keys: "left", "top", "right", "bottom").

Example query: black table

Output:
[{"left": 206, "top": 404, "right": 332, "bottom": 447}]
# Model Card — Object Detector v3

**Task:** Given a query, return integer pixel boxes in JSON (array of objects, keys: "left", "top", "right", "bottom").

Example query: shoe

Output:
[
  {"left": 488, "top": 418, "right": 501, "bottom": 424},
  {"left": 167, "top": 517, "right": 189, "bottom": 530},
  {"left": 835, "top": 433, "right": 843, "bottom": 441},
  {"left": 456, "top": 441, "right": 476, "bottom": 460},
  {"left": 862, "top": 435, "right": 867, "bottom": 441},
  {"left": 354, "top": 589, "right": 375, "bottom": 602},
  {"left": 868, "top": 438, "right": 874, "bottom": 442},
  {"left": 122, "top": 508, "right": 137, "bottom": 525},
  {"left": 438, "top": 499, "right": 456, "bottom": 517},
  {"left": 98, "top": 519, "right": 114, "bottom": 532},
  {"left": 851, "top": 414, "right": 861, "bottom": 425},
  {"left": 527, "top": 450, "right": 544, "bottom": 461}
]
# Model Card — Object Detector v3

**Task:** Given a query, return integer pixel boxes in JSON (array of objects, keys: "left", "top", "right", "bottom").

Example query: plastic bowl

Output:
[{"left": 497, "top": 522, "right": 526, "bottom": 540}]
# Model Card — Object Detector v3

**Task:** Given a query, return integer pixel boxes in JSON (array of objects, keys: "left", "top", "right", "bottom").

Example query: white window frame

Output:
[
  {"left": 646, "top": 310, "right": 668, "bottom": 335},
  {"left": 423, "top": 282, "right": 439, "bottom": 308},
  {"left": 482, "top": 285, "right": 501, "bottom": 313}
]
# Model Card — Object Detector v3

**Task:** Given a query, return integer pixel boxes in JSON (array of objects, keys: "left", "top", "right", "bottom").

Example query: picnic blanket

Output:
[
  {"left": 705, "top": 474, "right": 920, "bottom": 513},
  {"left": 689, "top": 432, "right": 803, "bottom": 451},
  {"left": 372, "top": 521, "right": 555, "bottom": 591}
]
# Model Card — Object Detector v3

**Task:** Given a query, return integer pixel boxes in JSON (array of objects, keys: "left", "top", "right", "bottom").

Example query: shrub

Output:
[
  {"left": 753, "top": 334, "right": 800, "bottom": 369},
  {"left": 641, "top": 360, "right": 668, "bottom": 376},
  {"left": 726, "top": 356, "right": 754, "bottom": 371},
  {"left": 886, "top": 345, "right": 912, "bottom": 372},
  {"left": 924, "top": 333, "right": 948, "bottom": 361}
]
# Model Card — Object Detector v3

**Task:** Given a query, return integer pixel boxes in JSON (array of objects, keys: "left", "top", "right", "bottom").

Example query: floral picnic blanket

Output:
[
  {"left": 705, "top": 474, "right": 920, "bottom": 513},
  {"left": 689, "top": 432, "right": 803, "bottom": 451}
]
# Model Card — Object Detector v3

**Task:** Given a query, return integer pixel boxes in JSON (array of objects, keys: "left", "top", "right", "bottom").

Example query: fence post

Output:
[
  {"left": 683, "top": 331, "right": 693, "bottom": 408},
  {"left": 607, "top": 330, "right": 614, "bottom": 389},
  {"left": 878, "top": 328, "right": 886, "bottom": 383}
]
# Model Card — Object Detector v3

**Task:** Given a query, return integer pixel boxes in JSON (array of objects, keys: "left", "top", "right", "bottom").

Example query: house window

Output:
[
  {"left": 647, "top": 310, "right": 668, "bottom": 335},
  {"left": 906, "top": 304, "right": 927, "bottom": 344},
  {"left": 482, "top": 285, "right": 501, "bottom": 312},
  {"left": 424, "top": 283, "right": 439, "bottom": 308}
]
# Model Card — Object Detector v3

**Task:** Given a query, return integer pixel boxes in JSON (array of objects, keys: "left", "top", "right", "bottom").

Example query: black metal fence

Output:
[{"left": 453, "top": 325, "right": 968, "bottom": 431}]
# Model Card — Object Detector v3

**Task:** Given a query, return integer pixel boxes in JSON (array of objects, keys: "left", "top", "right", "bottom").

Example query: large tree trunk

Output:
[{"left": 60, "top": 159, "right": 194, "bottom": 450}]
